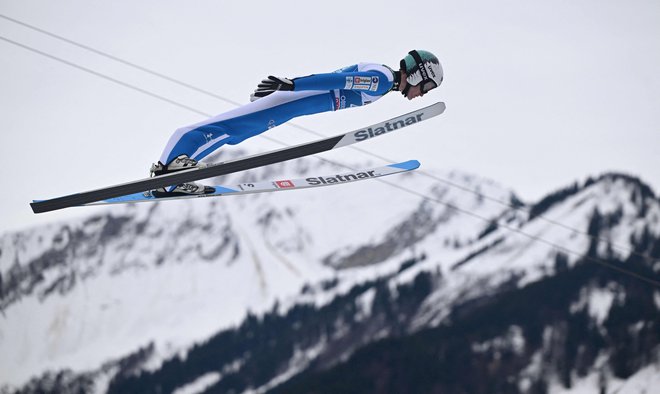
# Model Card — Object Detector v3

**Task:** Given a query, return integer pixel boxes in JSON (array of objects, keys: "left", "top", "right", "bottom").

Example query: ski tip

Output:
[
  {"left": 425, "top": 101, "right": 446, "bottom": 115},
  {"left": 390, "top": 160, "right": 421, "bottom": 171}
]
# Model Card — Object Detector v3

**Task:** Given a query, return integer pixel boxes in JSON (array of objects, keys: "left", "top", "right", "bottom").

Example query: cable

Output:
[
  {"left": 1, "top": 24, "right": 657, "bottom": 288},
  {"left": 0, "top": 14, "right": 244, "bottom": 107},
  {"left": 0, "top": 36, "right": 209, "bottom": 117},
  {"left": 0, "top": 34, "right": 305, "bottom": 151}
]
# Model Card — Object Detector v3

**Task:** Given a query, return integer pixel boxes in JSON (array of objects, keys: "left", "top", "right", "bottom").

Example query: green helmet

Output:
[{"left": 400, "top": 50, "right": 443, "bottom": 95}]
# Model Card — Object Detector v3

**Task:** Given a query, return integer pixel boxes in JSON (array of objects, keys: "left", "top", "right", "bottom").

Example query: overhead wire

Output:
[{"left": 0, "top": 15, "right": 658, "bottom": 287}]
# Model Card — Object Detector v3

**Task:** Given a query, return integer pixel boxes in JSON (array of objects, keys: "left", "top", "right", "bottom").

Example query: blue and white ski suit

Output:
[{"left": 159, "top": 63, "right": 395, "bottom": 164}]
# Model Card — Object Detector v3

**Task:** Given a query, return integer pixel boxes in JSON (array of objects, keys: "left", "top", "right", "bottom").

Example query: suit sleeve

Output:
[{"left": 293, "top": 70, "right": 393, "bottom": 96}]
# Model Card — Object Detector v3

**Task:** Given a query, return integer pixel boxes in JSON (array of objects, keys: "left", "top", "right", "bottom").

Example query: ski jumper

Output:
[{"left": 159, "top": 63, "right": 395, "bottom": 165}]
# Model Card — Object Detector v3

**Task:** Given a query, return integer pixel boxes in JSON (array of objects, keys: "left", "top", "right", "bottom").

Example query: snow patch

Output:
[
  {"left": 547, "top": 361, "right": 660, "bottom": 394},
  {"left": 588, "top": 288, "right": 615, "bottom": 325},
  {"left": 248, "top": 339, "right": 327, "bottom": 394},
  {"left": 471, "top": 325, "right": 525, "bottom": 355},
  {"left": 172, "top": 372, "right": 221, "bottom": 394},
  {"left": 354, "top": 288, "right": 376, "bottom": 322},
  {"left": 518, "top": 351, "right": 543, "bottom": 393},
  {"left": 570, "top": 286, "right": 615, "bottom": 325},
  {"left": 608, "top": 362, "right": 660, "bottom": 393}
]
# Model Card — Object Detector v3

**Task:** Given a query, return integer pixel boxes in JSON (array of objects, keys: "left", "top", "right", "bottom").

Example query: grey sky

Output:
[{"left": 1, "top": 0, "right": 659, "bottom": 232}]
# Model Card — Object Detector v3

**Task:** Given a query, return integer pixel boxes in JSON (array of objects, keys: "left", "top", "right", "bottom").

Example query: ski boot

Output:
[{"left": 150, "top": 155, "right": 215, "bottom": 197}]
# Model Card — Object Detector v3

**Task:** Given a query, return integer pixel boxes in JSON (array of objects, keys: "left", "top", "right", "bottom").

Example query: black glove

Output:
[{"left": 250, "top": 75, "right": 294, "bottom": 101}]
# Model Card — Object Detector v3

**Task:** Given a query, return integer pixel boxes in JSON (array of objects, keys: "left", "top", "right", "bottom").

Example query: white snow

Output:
[
  {"left": 354, "top": 287, "right": 376, "bottom": 322},
  {"left": 547, "top": 362, "right": 660, "bottom": 394},
  {"left": 249, "top": 339, "right": 327, "bottom": 394},
  {"left": 609, "top": 363, "right": 660, "bottom": 394},
  {"left": 518, "top": 351, "right": 544, "bottom": 393},
  {"left": 471, "top": 325, "right": 525, "bottom": 355},
  {"left": 172, "top": 372, "right": 221, "bottom": 394},
  {"left": 570, "top": 286, "right": 616, "bottom": 325},
  {"left": 587, "top": 288, "right": 615, "bottom": 325},
  {"left": 548, "top": 371, "right": 604, "bottom": 394}
]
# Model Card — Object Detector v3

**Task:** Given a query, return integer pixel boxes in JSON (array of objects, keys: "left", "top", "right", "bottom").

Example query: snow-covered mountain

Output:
[{"left": 1, "top": 155, "right": 658, "bottom": 394}]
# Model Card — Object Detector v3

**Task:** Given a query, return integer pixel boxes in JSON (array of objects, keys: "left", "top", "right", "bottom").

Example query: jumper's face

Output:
[
  {"left": 400, "top": 70, "right": 434, "bottom": 100},
  {"left": 405, "top": 84, "right": 424, "bottom": 100}
]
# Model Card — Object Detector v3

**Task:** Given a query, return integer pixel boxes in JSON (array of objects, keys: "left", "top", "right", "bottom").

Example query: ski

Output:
[
  {"left": 84, "top": 160, "right": 420, "bottom": 206},
  {"left": 30, "top": 101, "right": 445, "bottom": 213}
]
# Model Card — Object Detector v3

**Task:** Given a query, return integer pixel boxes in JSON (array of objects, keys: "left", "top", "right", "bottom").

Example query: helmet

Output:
[{"left": 400, "top": 50, "right": 443, "bottom": 95}]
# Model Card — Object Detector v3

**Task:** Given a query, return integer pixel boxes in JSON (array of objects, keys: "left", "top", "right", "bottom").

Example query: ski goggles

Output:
[{"left": 420, "top": 80, "right": 438, "bottom": 94}]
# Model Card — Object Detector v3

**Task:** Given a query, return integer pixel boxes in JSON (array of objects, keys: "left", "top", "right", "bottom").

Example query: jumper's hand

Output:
[{"left": 250, "top": 76, "right": 294, "bottom": 101}]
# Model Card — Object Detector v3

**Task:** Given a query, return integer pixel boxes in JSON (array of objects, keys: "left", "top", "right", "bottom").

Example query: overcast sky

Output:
[{"left": 1, "top": 0, "right": 659, "bottom": 232}]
